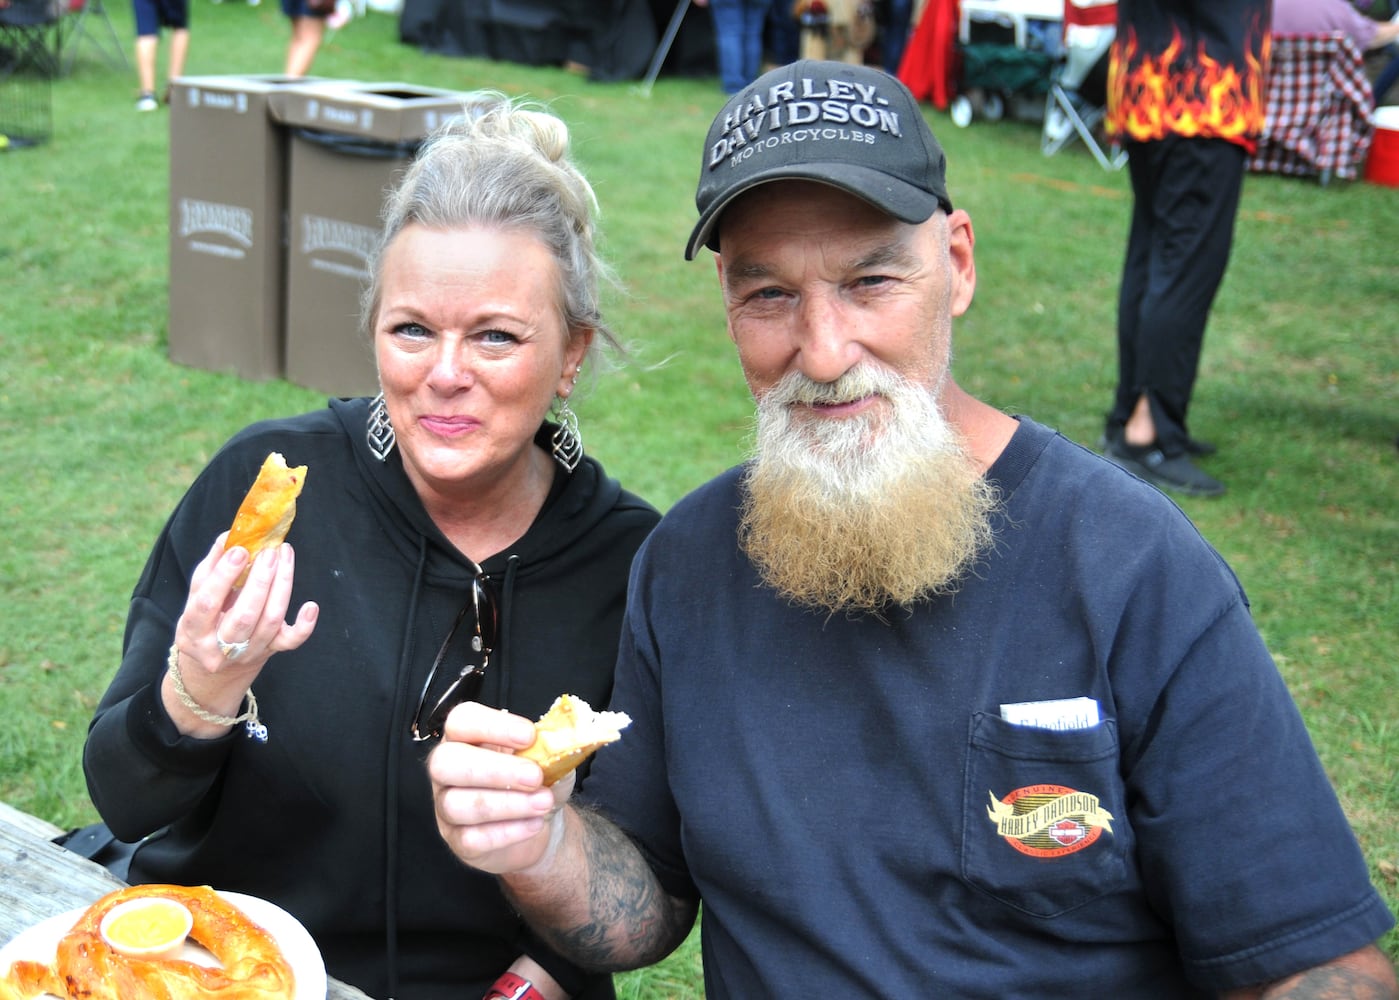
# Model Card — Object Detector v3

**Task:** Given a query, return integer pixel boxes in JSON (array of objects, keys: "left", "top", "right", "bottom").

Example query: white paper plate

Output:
[{"left": 0, "top": 889, "right": 325, "bottom": 1000}]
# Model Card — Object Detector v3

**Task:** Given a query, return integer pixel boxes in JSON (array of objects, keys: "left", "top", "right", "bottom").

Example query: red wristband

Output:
[{"left": 483, "top": 971, "right": 546, "bottom": 1000}]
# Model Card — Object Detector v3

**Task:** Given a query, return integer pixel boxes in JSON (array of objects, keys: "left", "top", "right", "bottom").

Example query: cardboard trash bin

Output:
[
  {"left": 168, "top": 75, "right": 319, "bottom": 381},
  {"left": 269, "top": 81, "right": 471, "bottom": 397}
]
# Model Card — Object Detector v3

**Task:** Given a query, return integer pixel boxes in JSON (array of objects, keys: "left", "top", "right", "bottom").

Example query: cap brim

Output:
[{"left": 684, "top": 163, "right": 946, "bottom": 260}]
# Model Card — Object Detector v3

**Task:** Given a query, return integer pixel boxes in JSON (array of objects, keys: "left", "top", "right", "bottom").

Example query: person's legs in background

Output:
[
  {"left": 1128, "top": 138, "right": 1243, "bottom": 454},
  {"left": 168, "top": 26, "right": 189, "bottom": 79},
  {"left": 132, "top": 0, "right": 160, "bottom": 109},
  {"left": 706, "top": 0, "right": 747, "bottom": 93},
  {"left": 134, "top": 34, "right": 158, "bottom": 108},
  {"left": 162, "top": 0, "right": 190, "bottom": 100},
  {"left": 284, "top": 14, "right": 326, "bottom": 76},
  {"left": 1108, "top": 141, "right": 1157, "bottom": 441},
  {"left": 766, "top": 0, "right": 800, "bottom": 66},
  {"left": 162, "top": 26, "right": 189, "bottom": 102},
  {"left": 1373, "top": 42, "right": 1399, "bottom": 105},
  {"left": 706, "top": 0, "right": 771, "bottom": 93},
  {"left": 1105, "top": 137, "right": 1243, "bottom": 497},
  {"left": 883, "top": 0, "right": 912, "bottom": 74},
  {"left": 740, "top": 0, "right": 772, "bottom": 84},
  {"left": 133, "top": 0, "right": 189, "bottom": 107}
]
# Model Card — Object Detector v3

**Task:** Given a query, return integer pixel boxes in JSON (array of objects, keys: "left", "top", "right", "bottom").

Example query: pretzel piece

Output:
[
  {"left": 516, "top": 694, "right": 631, "bottom": 786},
  {"left": 225, "top": 453, "right": 307, "bottom": 585}
]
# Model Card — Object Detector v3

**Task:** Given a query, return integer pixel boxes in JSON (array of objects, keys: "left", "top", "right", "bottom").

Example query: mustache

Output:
[{"left": 760, "top": 365, "right": 911, "bottom": 409}]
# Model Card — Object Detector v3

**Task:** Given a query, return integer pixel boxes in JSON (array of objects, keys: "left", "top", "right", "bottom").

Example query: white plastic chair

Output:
[{"left": 1040, "top": 0, "right": 1126, "bottom": 169}]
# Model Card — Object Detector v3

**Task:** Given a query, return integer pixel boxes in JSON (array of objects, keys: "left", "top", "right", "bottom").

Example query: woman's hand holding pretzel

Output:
[{"left": 162, "top": 533, "right": 319, "bottom": 739}]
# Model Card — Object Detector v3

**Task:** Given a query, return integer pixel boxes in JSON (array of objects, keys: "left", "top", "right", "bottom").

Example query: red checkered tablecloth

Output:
[{"left": 1248, "top": 32, "right": 1375, "bottom": 183}]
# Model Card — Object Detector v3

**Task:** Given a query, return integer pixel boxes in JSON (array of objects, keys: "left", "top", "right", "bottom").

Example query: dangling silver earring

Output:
[
  {"left": 367, "top": 391, "right": 396, "bottom": 462},
  {"left": 550, "top": 365, "right": 583, "bottom": 472},
  {"left": 551, "top": 395, "right": 582, "bottom": 473}
]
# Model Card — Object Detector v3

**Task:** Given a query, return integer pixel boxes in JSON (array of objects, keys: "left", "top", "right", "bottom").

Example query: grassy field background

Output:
[{"left": 0, "top": 4, "right": 1395, "bottom": 994}]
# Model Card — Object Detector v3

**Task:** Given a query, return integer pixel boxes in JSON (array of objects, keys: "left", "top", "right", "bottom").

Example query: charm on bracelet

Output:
[{"left": 166, "top": 643, "right": 267, "bottom": 742}]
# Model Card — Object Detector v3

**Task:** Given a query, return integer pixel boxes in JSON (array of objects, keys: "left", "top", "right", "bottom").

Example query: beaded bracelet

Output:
[{"left": 166, "top": 643, "right": 267, "bottom": 742}]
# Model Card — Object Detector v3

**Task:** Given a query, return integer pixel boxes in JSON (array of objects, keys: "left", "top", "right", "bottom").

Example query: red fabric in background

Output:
[
  {"left": 1065, "top": 0, "right": 1115, "bottom": 29},
  {"left": 898, "top": 0, "right": 960, "bottom": 109}
]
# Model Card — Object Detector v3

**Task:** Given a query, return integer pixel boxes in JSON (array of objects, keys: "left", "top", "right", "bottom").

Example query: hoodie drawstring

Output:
[
  {"left": 498, "top": 554, "right": 521, "bottom": 711},
  {"left": 382, "top": 534, "right": 428, "bottom": 999}
]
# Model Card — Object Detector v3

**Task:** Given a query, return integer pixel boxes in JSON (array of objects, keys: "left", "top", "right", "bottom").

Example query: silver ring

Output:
[{"left": 216, "top": 637, "right": 251, "bottom": 660}]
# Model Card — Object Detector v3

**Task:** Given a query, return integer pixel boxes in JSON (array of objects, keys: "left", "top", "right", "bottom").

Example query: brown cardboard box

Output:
[
  {"left": 269, "top": 81, "right": 470, "bottom": 397},
  {"left": 167, "top": 75, "right": 315, "bottom": 381}
]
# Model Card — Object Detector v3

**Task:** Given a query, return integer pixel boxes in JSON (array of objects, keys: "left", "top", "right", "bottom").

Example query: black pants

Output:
[{"left": 1109, "top": 136, "right": 1245, "bottom": 456}]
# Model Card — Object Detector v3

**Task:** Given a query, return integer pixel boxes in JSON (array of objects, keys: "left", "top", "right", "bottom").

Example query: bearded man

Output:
[{"left": 429, "top": 61, "right": 1397, "bottom": 1000}]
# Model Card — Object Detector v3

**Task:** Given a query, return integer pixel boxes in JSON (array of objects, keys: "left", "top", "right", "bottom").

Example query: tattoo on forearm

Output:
[
  {"left": 548, "top": 807, "right": 694, "bottom": 971},
  {"left": 1261, "top": 966, "right": 1399, "bottom": 999}
]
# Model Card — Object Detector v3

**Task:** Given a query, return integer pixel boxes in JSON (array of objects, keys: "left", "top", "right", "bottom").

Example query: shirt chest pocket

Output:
[{"left": 961, "top": 712, "right": 1131, "bottom": 917}]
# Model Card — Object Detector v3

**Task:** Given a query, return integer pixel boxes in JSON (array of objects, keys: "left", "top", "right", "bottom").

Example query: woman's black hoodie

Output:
[{"left": 84, "top": 397, "right": 660, "bottom": 999}]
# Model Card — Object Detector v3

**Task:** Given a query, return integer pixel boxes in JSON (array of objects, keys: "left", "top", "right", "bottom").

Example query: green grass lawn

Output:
[{"left": 1, "top": 5, "right": 1395, "bottom": 995}]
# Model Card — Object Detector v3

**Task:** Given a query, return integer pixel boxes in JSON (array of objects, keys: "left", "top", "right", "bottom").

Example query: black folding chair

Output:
[
  {"left": 0, "top": 0, "right": 58, "bottom": 146},
  {"left": 0, "top": 0, "right": 61, "bottom": 78},
  {"left": 1039, "top": 0, "right": 1126, "bottom": 170}
]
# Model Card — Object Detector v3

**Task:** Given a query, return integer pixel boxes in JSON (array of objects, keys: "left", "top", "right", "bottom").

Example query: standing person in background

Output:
[
  {"left": 1272, "top": 0, "right": 1399, "bottom": 105},
  {"left": 131, "top": 0, "right": 188, "bottom": 110},
  {"left": 81, "top": 95, "right": 658, "bottom": 1000},
  {"left": 1100, "top": 0, "right": 1271, "bottom": 497},
  {"left": 695, "top": 0, "right": 774, "bottom": 93},
  {"left": 282, "top": 0, "right": 330, "bottom": 76}
]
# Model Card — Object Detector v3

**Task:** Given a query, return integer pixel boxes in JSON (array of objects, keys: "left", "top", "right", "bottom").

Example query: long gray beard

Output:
[{"left": 739, "top": 365, "right": 999, "bottom": 614}]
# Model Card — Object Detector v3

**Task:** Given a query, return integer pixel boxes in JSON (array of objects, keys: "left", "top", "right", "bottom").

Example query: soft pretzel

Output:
[
  {"left": 225, "top": 453, "right": 307, "bottom": 586},
  {"left": 0, "top": 884, "right": 295, "bottom": 1000},
  {"left": 0, "top": 960, "right": 65, "bottom": 1000},
  {"left": 516, "top": 694, "right": 631, "bottom": 786}
]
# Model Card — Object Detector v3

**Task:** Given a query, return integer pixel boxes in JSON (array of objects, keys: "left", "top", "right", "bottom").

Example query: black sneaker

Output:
[{"left": 1104, "top": 439, "right": 1226, "bottom": 497}]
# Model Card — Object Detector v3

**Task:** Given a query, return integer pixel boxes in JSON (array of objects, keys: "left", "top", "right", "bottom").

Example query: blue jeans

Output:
[
  {"left": 1374, "top": 42, "right": 1399, "bottom": 106},
  {"left": 709, "top": 0, "right": 772, "bottom": 93},
  {"left": 883, "top": 0, "right": 913, "bottom": 75},
  {"left": 767, "top": 1, "right": 800, "bottom": 65}
]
